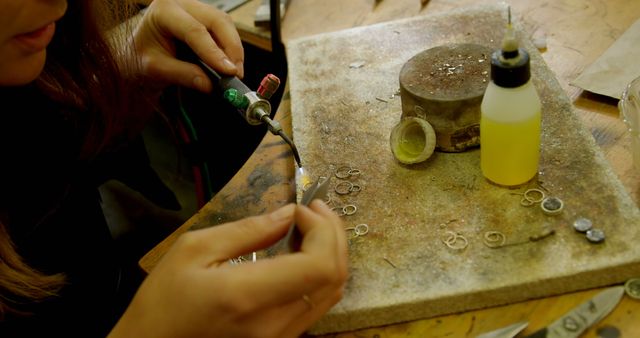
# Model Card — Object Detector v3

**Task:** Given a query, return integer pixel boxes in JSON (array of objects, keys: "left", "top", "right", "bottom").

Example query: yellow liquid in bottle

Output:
[{"left": 480, "top": 111, "right": 541, "bottom": 186}]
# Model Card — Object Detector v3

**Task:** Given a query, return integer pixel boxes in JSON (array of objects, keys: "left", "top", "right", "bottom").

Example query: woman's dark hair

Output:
[
  {"left": 0, "top": 0, "right": 141, "bottom": 318},
  {"left": 37, "top": 0, "right": 146, "bottom": 158}
]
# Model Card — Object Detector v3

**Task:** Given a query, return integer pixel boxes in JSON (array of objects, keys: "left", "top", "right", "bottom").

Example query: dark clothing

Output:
[{"left": 0, "top": 86, "right": 142, "bottom": 337}]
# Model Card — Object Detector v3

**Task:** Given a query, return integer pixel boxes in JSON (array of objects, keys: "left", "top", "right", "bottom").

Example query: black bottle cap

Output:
[{"left": 490, "top": 48, "right": 531, "bottom": 88}]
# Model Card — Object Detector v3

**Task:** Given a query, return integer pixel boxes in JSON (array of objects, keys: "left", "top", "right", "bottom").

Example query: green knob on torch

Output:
[{"left": 224, "top": 88, "right": 250, "bottom": 109}]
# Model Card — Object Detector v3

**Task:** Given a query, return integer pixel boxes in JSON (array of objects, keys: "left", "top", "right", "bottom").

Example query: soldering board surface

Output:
[{"left": 288, "top": 4, "right": 640, "bottom": 335}]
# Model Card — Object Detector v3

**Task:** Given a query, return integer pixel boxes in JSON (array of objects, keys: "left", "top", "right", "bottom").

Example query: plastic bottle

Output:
[{"left": 480, "top": 9, "right": 541, "bottom": 187}]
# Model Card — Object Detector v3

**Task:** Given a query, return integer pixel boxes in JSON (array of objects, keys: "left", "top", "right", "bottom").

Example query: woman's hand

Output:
[
  {"left": 109, "top": 200, "right": 349, "bottom": 338},
  {"left": 131, "top": 0, "right": 244, "bottom": 92}
]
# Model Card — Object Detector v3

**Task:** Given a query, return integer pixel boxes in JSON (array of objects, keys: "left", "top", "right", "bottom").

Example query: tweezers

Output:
[{"left": 280, "top": 176, "right": 332, "bottom": 253}]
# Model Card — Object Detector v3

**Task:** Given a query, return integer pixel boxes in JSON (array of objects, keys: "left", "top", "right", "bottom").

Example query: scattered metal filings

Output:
[
  {"left": 349, "top": 60, "right": 366, "bottom": 69},
  {"left": 586, "top": 228, "right": 606, "bottom": 243},
  {"left": 382, "top": 257, "right": 397, "bottom": 268},
  {"left": 438, "top": 218, "right": 459, "bottom": 229},
  {"left": 529, "top": 227, "right": 555, "bottom": 241},
  {"left": 573, "top": 217, "right": 593, "bottom": 233}
]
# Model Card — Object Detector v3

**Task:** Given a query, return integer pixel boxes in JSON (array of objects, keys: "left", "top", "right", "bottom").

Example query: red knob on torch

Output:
[{"left": 257, "top": 74, "right": 281, "bottom": 99}]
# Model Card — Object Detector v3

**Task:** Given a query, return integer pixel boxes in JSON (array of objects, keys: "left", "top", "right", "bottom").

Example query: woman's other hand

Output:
[
  {"left": 132, "top": 0, "right": 244, "bottom": 92},
  {"left": 109, "top": 200, "right": 349, "bottom": 338}
]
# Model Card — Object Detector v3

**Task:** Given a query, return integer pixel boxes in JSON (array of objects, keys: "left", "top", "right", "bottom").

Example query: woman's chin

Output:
[{"left": 0, "top": 50, "right": 47, "bottom": 86}]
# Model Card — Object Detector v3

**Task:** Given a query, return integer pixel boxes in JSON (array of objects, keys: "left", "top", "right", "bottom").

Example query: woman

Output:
[{"left": 0, "top": 0, "right": 348, "bottom": 337}]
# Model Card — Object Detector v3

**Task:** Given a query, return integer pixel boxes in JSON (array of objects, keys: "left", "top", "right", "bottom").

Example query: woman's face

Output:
[{"left": 0, "top": 0, "right": 67, "bottom": 86}]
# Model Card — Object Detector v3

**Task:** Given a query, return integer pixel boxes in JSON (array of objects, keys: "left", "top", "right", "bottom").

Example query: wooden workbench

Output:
[{"left": 140, "top": 0, "right": 640, "bottom": 336}]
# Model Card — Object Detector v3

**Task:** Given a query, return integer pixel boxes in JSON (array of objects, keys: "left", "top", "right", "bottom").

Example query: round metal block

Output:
[
  {"left": 399, "top": 43, "right": 492, "bottom": 152},
  {"left": 573, "top": 217, "right": 593, "bottom": 233},
  {"left": 586, "top": 228, "right": 605, "bottom": 243}
]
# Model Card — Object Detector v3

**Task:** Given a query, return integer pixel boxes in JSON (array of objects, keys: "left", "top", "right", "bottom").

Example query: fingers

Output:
[
  {"left": 173, "top": 204, "right": 296, "bottom": 266},
  {"left": 249, "top": 286, "right": 344, "bottom": 338},
  {"left": 141, "top": 50, "right": 213, "bottom": 92},
  {"left": 306, "top": 200, "right": 349, "bottom": 282},
  {"left": 297, "top": 200, "right": 341, "bottom": 256},
  {"left": 154, "top": 0, "right": 242, "bottom": 75},
  {"left": 138, "top": 0, "right": 244, "bottom": 92},
  {"left": 155, "top": 200, "right": 348, "bottom": 337},
  {"left": 181, "top": 0, "right": 244, "bottom": 78},
  {"left": 216, "top": 201, "right": 348, "bottom": 307},
  {"left": 282, "top": 288, "right": 344, "bottom": 338}
]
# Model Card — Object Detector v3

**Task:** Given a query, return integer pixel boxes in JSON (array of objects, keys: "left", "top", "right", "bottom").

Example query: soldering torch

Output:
[{"left": 194, "top": 59, "right": 302, "bottom": 167}]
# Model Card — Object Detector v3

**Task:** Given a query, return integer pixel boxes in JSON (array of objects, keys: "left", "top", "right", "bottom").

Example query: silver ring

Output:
[
  {"left": 331, "top": 206, "right": 346, "bottom": 216},
  {"left": 520, "top": 197, "right": 535, "bottom": 207},
  {"left": 343, "top": 204, "right": 357, "bottom": 216},
  {"left": 354, "top": 223, "right": 369, "bottom": 236},
  {"left": 335, "top": 166, "right": 352, "bottom": 179},
  {"left": 524, "top": 188, "right": 545, "bottom": 203},
  {"left": 483, "top": 231, "right": 506, "bottom": 248},
  {"left": 347, "top": 168, "right": 361, "bottom": 177},
  {"left": 442, "top": 231, "right": 468, "bottom": 250},
  {"left": 335, "top": 181, "right": 353, "bottom": 195}
]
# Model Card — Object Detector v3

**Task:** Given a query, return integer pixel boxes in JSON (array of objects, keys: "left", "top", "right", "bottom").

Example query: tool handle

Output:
[
  {"left": 194, "top": 59, "right": 251, "bottom": 95},
  {"left": 175, "top": 42, "right": 250, "bottom": 94}
]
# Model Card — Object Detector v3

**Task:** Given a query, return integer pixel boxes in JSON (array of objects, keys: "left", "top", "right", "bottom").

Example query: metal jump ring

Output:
[
  {"left": 520, "top": 197, "right": 535, "bottom": 207},
  {"left": 442, "top": 231, "right": 468, "bottom": 250},
  {"left": 345, "top": 224, "right": 369, "bottom": 238},
  {"left": 350, "top": 184, "right": 362, "bottom": 193},
  {"left": 483, "top": 231, "right": 506, "bottom": 248},
  {"left": 347, "top": 168, "right": 361, "bottom": 177},
  {"left": 331, "top": 206, "right": 347, "bottom": 216},
  {"left": 524, "top": 188, "right": 545, "bottom": 203},
  {"left": 354, "top": 223, "right": 369, "bottom": 236},
  {"left": 324, "top": 195, "right": 333, "bottom": 205},
  {"left": 335, "top": 166, "right": 352, "bottom": 179},
  {"left": 335, "top": 181, "right": 354, "bottom": 195},
  {"left": 443, "top": 231, "right": 457, "bottom": 244},
  {"left": 343, "top": 204, "right": 357, "bottom": 216}
]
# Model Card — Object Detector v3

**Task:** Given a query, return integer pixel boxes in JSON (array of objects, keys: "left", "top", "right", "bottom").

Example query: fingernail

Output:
[
  {"left": 235, "top": 61, "right": 245, "bottom": 78},
  {"left": 223, "top": 58, "right": 237, "bottom": 71},
  {"left": 193, "top": 76, "right": 204, "bottom": 90},
  {"left": 270, "top": 204, "right": 294, "bottom": 222}
]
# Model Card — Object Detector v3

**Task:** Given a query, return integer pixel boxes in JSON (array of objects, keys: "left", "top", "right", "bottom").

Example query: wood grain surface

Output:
[{"left": 140, "top": 0, "right": 640, "bottom": 337}]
